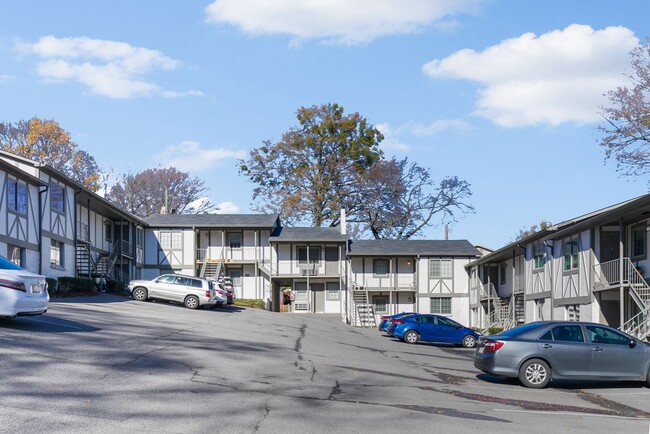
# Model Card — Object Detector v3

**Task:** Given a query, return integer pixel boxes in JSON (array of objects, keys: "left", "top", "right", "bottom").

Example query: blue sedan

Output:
[
  {"left": 387, "top": 314, "right": 479, "bottom": 348},
  {"left": 378, "top": 312, "right": 414, "bottom": 332}
]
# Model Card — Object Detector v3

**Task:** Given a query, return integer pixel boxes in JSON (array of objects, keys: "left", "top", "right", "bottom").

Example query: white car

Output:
[
  {"left": 128, "top": 274, "right": 219, "bottom": 309},
  {"left": 0, "top": 256, "right": 49, "bottom": 319}
]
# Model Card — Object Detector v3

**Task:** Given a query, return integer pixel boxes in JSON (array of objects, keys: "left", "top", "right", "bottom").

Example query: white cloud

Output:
[
  {"left": 153, "top": 141, "right": 246, "bottom": 172},
  {"left": 406, "top": 119, "right": 472, "bottom": 137},
  {"left": 215, "top": 201, "right": 240, "bottom": 213},
  {"left": 422, "top": 24, "right": 640, "bottom": 127},
  {"left": 376, "top": 123, "right": 411, "bottom": 153},
  {"left": 205, "top": 0, "right": 482, "bottom": 45},
  {"left": 0, "top": 74, "right": 13, "bottom": 83},
  {"left": 22, "top": 36, "right": 202, "bottom": 99}
]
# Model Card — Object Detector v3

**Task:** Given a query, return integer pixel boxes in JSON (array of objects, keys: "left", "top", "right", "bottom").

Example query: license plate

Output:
[{"left": 31, "top": 284, "right": 42, "bottom": 294}]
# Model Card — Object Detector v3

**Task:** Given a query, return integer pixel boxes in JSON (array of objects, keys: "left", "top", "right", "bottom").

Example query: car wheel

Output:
[
  {"left": 132, "top": 287, "right": 148, "bottom": 301},
  {"left": 519, "top": 358, "right": 551, "bottom": 389},
  {"left": 184, "top": 295, "right": 199, "bottom": 309},
  {"left": 404, "top": 330, "right": 419, "bottom": 344},
  {"left": 462, "top": 334, "right": 477, "bottom": 348}
]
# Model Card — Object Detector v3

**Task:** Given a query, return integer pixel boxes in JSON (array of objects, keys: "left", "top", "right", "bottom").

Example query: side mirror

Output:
[{"left": 629, "top": 340, "right": 637, "bottom": 348}]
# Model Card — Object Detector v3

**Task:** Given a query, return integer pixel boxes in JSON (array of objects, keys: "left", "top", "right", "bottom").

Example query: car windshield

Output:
[{"left": 0, "top": 256, "right": 23, "bottom": 271}]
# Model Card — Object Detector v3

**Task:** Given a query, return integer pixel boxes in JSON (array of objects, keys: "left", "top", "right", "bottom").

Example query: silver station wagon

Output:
[{"left": 128, "top": 274, "right": 218, "bottom": 309}]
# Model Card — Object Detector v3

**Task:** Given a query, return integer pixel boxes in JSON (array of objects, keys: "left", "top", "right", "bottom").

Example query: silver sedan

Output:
[{"left": 474, "top": 321, "right": 650, "bottom": 388}]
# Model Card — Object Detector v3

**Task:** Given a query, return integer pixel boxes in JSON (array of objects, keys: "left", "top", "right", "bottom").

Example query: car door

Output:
[
  {"left": 435, "top": 316, "right": 463, "bottom": 343},
  {"left": 585, "top": 325, "right": 646, "bottom": 379},
  {"left": 150, "top": 275, "right": 176, "bottom": 299},
  {"left": 417, "top": 315, "right": 440, "bottom": 341},
  {"left": 537, "top": 325, "right": 592, "bottom": 378},
  {"left": 171, "top": 276, "right": 192, "bottom": 302}
]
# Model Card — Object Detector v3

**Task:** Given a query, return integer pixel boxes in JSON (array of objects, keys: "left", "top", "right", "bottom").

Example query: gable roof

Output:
[
  {"left": 347, "top": 239, "right": 480, "bottom": 257},
  {"left": 143, "top": 213, "right": 280, "bottom": 228},
  {"left": 269, "top": 227, "right": 348, "bottom": 243}
]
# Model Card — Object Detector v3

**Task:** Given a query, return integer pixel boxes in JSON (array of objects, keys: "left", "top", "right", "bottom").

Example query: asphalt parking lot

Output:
[{"left": 2, "top": 295, "right": 650, "bottom": 433}]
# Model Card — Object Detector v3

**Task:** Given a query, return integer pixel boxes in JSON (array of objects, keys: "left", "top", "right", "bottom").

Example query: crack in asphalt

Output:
[
  {"left": 328, "top": 381, "right": 342, "bottom": 400},
  {"left": 253, "top": 404, "right": 271, "bottom": 433},
  {"left": 294, "top": 324, "right": 306, "bottom": 361}
]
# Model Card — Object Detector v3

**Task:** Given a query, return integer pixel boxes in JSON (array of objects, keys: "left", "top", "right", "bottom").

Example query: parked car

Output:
[
  {"left": 213, "top": 283, "right": 228, "bottom": 306},
  {"left": 379, "top": 312, "right": 414, "bottom": 332},
  {"left": 225, "top": 287, "right": 235, "bottom": 305},
  {"left": 474, "top": 321, "right": 650, "bottom": 388},
  {"left": 0, "top": 255, "right": 49, "bottom": 319},
  {"left": 128, "top": 274, "right": 218, "bottom": 309},
  {"left": 387, "top": 314, "right": 479, "bottom": 348}
]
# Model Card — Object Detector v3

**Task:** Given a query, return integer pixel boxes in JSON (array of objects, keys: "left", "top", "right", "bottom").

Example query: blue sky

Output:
[{"left": 1, "top": 0, "right": 648, "bottom": 248}]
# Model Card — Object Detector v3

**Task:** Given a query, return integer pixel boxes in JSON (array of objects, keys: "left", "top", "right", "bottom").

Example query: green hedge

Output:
[
  {"left": 106, "top": 279, "right": 127, "bottom": 294},
  {"left": 57, "top": 277, "right": 97, "bottom": 294},
  {"left": 234, "top": 299, "right": 265, "bottom": 309},
  {"left": 45, "top": 278, "right": 59, "bottom": 293}
]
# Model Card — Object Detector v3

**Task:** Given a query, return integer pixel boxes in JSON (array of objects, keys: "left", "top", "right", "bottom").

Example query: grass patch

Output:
[{"left": 234, "top": 299, "right": 265, "bottom": 309}]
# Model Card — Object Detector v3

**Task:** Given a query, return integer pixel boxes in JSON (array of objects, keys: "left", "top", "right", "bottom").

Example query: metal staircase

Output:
[
  {"left": 351, "top": 285, "right": 376, "bottom": 328},
  {"left": 76, "top": 243, "right": 95, "bottom": 277},
  {"left": 488, "top": 298, "right": 514, "bottom": 331},
  {"left": 595, "top": 258, "right": 650, "bottom": 339}
]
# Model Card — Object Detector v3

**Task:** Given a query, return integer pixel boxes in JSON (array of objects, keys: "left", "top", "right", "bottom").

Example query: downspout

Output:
[
  {"left": 415, "top": 255, "right": 420, "bottom": 313},
  {"left": 516, "top": 243, "right": 527, "bottom": 324},
  {"left": 619, "top": 217, "right": 625, "bottom": 328},
  {"left": 544, "top": 240, "right": 554, "bottom": 320},
  {"left": 38, "top": 185, "right": 49, "bottom": 275}
]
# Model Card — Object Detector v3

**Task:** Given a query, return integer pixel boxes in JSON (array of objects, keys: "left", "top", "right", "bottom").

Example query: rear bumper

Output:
[
  {"left": 473, "top": 353, "right": 519, "bottom": 377},
  {"left": 0, "top": 289, "right": 49, "bottom": 318}
]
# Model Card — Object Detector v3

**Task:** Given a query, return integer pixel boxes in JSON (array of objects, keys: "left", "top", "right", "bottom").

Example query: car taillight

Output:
[
  {"left": 483, "top": 340, "right": 505, "bottom": 353},
  {"left": 392, "top": 319, "right": 405, "bottom": 325},
  {"left": 0, "top": 279, "right": 26, "bottom": 292},
  {"left": 205, "top": 291, "right": 211, "bottom": 297},
  {"left": 381, "top": 316, "right": 389, "bottom": 320}
]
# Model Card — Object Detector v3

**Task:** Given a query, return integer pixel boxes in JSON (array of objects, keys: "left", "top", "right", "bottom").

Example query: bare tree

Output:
[
  {"left": 599, "top": 38, "right": 650, "bottom": 181},
  {"left": 356, "top": 158, "right": 475, "bottom": 239},
  {"left": 107, "top": 167, "right": 216, "bottom": 217}
]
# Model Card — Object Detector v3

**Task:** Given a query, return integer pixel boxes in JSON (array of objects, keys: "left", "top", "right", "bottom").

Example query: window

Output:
[
  {"left": 430, "top": 259, "right": 452, "bottom": 278},
  {"left": 326, "top": 282, "right": 340, "bottom": 300},
  {"left": 104, "top": 221, "right": 112, "bottom": 242},
  {"left": 159, "top": 230, "right": 182, "bottom": 249},
  {"left": 294, "top": 282, "right": 308, "bottom": 301},
  {"left": 373, "top": 258, "right": 389, "bottom": 276},
  {"left": 532, "top": 242, "right": 545, "bottom": 270},
  {"left": 562, "top": 236, "right": 580, "bottom": 271},
  {"left": 7, "top": 245, "right": 24, "bottom": 267},
  {"left": 297, "top": 247, "right": 321, "bottom": 264},
  {"left": 567, "top": 304, "right": 580, "bottom": 322},
  {"left": 437, "top": 316, "right": 459, "bottom": 328},
  {"left": 7, "top": 178, "right": 27, "bottom": 214},
  {"left": 373, "top": 296, "right": 388, "bottom": 313},
  {"left": 585, "top": 326, "right": 631, "bottom": 345},
  {"left": 632, "top": 225, "right": 646, "bottom": 259},
  {"left": 136, "top": 227, "right": 144, "bottom": 247},
  {"left": 551, "top": 325, "right": 584, "bottom": 342},
  {"left": 50, "top": 183, "right": 65, "bottom": 213},
  {"left": 50, "top": 239, "right": 64, "bottom": 267},
  {"left": 430, "top": 297, "right": 452, "bottom": 314},
  {"left": 499, "top": 263, "right": 507, "bottom": 285},
  {"left": 228, "top": 232, "right": 242, "bottom": 248}
]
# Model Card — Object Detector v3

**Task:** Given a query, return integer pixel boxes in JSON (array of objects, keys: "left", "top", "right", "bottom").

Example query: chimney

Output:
[
  {"left": 444, "top": 224, "right": 449, "bottom": 240},
  {"left": 340, "top": 209, "right": 347, "bottom": 235}
]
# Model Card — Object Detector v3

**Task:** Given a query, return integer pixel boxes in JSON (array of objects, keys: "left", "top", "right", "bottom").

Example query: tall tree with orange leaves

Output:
[{"left": 0, "top": 117, "right": 101, "bottom": 191}]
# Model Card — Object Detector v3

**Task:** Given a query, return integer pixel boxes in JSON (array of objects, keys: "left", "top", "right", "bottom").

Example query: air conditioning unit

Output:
[{"left": 294, "top": 302, "right": 309, "bottom": 310}]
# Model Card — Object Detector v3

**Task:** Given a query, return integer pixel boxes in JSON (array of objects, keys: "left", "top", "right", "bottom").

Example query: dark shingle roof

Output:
[
  {"left": 269, "top": 227, "right": 348, "bottom": 243},
  {"left": 347, "top": 239, "right": 480, "bottom": 257},
  {"left": 143, "top": 213, "right": 279, "bottom": 228}
]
